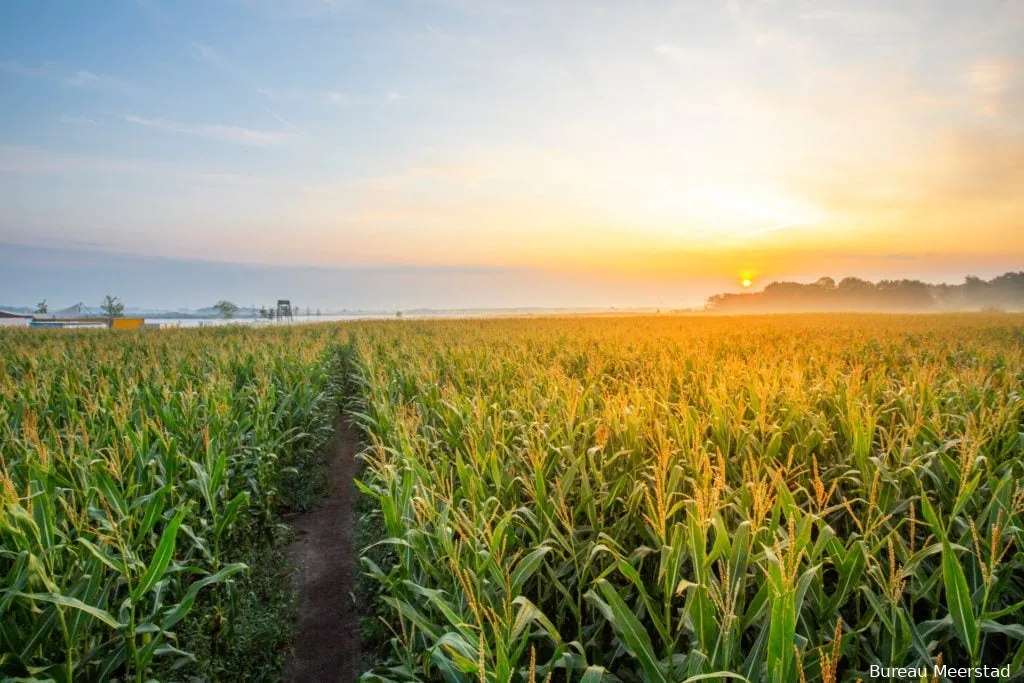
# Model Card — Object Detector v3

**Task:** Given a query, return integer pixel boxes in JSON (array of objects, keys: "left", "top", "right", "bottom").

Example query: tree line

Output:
[{"left": 706, "top": 272, "right": 1024, "bottom": 312}]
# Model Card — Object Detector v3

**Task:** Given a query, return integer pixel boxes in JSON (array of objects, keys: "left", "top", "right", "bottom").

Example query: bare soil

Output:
[{"left": 284, "top": 422, "right": 361, "bottom": 682}]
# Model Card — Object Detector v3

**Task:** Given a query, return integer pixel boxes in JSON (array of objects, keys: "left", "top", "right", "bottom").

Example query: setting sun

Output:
[{"left": 742, "top": 278, "right": 753, "bottom": 288}]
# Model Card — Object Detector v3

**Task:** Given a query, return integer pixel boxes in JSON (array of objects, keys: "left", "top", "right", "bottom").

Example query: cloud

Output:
[
  {"left": 654, "top": 44, "right": 690, "bottom": 61},
  {"left": 0, "top": 145, "right": 284, "bottom": 187},
  {"left": 122, "top": 115, "right": 294, "bottom": 146},
  {"left": 0, "top": 60, "right": 52, "bottom": 78},
  {"left": 66, "top": 70, "right": 128, "bottom": 90},
  {"left": 58, "top": 114, "right": 100, "bottom": 125},
  {"left": 188, "top": 42, "right": 237, "bottom": 73},
  {"left": 0, "top": 60, "right": 129, "bottom": 91},
  {"left": 386, "top": 91, "right": 404, "bottom": 103},
  {"left": 966, "top": 59, "right": 1021, "bottom": 117},
  {"left": 261, "top": 105, "right": 298, "bottom": 130},
  {"left": 934, "top": 126, "right": 1024, "bottom": 200},
  {"left": 257, "top": 86, "right": 370, "bottom": 106},
  {"left": 968, "top": 60, "right": 1012, "bottom": 94},
  {"left": 325, "top": 91, "right": 370, "bottom": 106}
]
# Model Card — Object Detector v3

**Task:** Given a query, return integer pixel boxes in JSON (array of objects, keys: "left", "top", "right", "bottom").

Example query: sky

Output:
[{"left": 1, "top": 0, "right": 1022, "bottom": 309}]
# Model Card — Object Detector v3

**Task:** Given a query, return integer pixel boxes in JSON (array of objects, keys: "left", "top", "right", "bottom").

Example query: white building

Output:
[{"left": 0, "top": 310, "right": 31, "bottom": 328}]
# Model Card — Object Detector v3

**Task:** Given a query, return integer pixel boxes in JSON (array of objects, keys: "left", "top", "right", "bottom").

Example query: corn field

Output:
[
  {"left": 4, "top": 314, "right": 1024, "bottom": 682},
  {"left": 349, "top": 314, "right": 1024, "bottom": 682},
  {"left": 0, "top": 326, "right": 345, "bottom": 681}
]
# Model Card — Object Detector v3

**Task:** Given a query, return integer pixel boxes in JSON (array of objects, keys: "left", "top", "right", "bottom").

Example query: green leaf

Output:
[
  {"left": 135, "top": 485, "right": 168, "bottom": 542},
  {"left": 585, "top": 579, "right": 669, "bottom": 683},
  {"left": 160, "top": 563, "right": 247, "bottom": 630},
  {"left": 981, "top": 620, "right": 1024, "bottom": 640},
  {"left": 510, "top": 545, "right": 551, "bottom": 594},
  {"left": 579, "top": 666, "right": 608, "bottom": 683},
  {"left": 511, "top": 596, "right": 560, "bottom": 644},
  {"left": 940, "top": 537, "right": 978, "bottom": 660},
  {"left": 918, "top": 492, "right": 944, "bottom": 540},
  {"left": 214, "top": 491, "right": 249, "bottom": 539},
  {"left": 13, "top": 592, "right": 120, "bottom": 630},
  {"left": 77, "top": 538, "right": 123, "bottom": 575},
  {"left": 131, "top": 508, "right": 187, "bottom": 604}
]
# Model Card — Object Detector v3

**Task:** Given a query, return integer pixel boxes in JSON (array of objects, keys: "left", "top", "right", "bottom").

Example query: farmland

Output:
[
  {"left": 350, "top": 315, "right": 1024, "bottom": 681},
  {"left": 0, "top": 326, "right": 345, "bottom": 681},
  {"left": 2, "top": 314, "right": 1024, "bottom": 681}
]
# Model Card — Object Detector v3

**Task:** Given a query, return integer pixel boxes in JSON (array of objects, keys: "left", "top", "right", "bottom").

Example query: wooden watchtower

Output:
[{"left": 276, "top": 299, "right": 294, "bottom": 321}]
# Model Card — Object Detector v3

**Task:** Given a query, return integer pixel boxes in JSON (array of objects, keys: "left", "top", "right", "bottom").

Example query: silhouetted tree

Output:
[
  {"left": 815, "top": 276, "right": 837, "bottom": 290},
  {"left": 704, "top": 272, "right": 1024, "bottom": 312},
  {"left": 213, "top": 301, "right": 238, "bottom": 319},
  {"left": 838, "top": 277, "right": 873, "bottom": 292},
  {"left": 101, "top": 295, "right": 125, "bottom": 318}
]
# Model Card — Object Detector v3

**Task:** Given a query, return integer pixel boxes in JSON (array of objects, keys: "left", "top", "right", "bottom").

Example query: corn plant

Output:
[
  {"left": 348, "top": 314, "right": 1024, "bottom": 682},
  {"left": 1, "top": 325, "right": 346, "bottom": 680}
]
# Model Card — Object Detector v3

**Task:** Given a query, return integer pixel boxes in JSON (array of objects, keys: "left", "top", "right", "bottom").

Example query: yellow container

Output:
[{"left": 110, "top": 318, "right": 145, "bottom": 329}]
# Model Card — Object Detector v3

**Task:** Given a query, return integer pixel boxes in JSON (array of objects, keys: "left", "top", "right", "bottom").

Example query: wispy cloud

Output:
[
  {"left": 386, "top": 91, "right": 405, "bottom": 104},
  {"left": 654, "top": 44, "right": 692, "bottom": 61},
  {"left": 0, "top": 60, "right": 52, "bottom": 78},
  {"left": 188, "top": 41, "right": 237, "bottom": 73},
  {"left": 256, "top": 86, "right": 372, "bottom": 107},
  {"left": 232, "top": 0, "right": 347, "bottom": 19},
  {"left": 122, "top": 114, "right": 295, "bottom": 146},
  {"left": 326, "top": 91, "right": 370, "bottom": 106},
  {"left": 261, "top": 105, "right": 298, "bottom": 130},
  {"left": 966, "top": 59, "right": 1020, "bottom": 117},
  {"left": 58, "top": 114, "right": 100, "bottom": 125},
  {"left": 0, "top": 60, "right": 129, "bottom": 91},
  {"left": 66, "top": 70, "right": 129, "bottom": 91},
  {"left": 0, "top": 145, "right": 284, "bottom": 187}
]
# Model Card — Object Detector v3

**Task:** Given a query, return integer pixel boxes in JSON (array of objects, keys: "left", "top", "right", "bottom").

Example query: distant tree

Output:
[
  {"left": 988, "top": 271, "right": 1024, "bottom": 307},
  {"left": 838, "top": 277, "right": 873, "bottom": 291},
  {"left": 815, "top": 276, "right": 837, "bottom": 290},
  {"left": 704, "top": 271, "right": 1024, "bottom": 313},
  {"left": 964, "top": 275, "right": 990, "bottom": 307},
  {"left": 213, "top": 300, "right": 239, "bottom": 319},
  {"left": 35, "top": 300, "right": 48, "bottom": 314},
  {"left": 396, "top": 311, "right": 403, "bottom": 318},
  {"left": 101, "top": 295, "right": 125, "bottom": 318},
  {"left": 874, "top": 279, "right": 933, "bottom": 309},
  {"left": 259, "top": 306, "right": 274, "bottom": 321},
  {"left": 316, "top": 308, "right": 321, "bottom": 318}
]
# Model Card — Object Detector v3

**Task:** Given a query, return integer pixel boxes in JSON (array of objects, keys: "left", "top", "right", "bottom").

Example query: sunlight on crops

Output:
[
  {"left": 349, "top": 314, "right": 1024, "bottom": 681},
  {"left": 3, "top": 314, "right": 1024, "bottom": 681}
]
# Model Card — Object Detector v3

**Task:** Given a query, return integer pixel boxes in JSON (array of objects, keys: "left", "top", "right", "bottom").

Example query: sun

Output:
[{"left": 742, "top": 278, "right": 752, "bottom": 288}]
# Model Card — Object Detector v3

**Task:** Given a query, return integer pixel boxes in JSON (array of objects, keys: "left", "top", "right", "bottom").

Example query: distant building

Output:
[
  {"left": 0, "top": 310, "right": 31, "bottom": 328},
  {"left": 276, "top": 299, "right": 294, "bottom": 321},
  {"left": 47, "top": 302, "right": 93, "bottom": 319},
  {"left": 29, "top": 320, "right": 107, "bottom": 329}
]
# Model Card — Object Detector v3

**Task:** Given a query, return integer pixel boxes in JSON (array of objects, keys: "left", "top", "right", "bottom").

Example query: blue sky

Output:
[{"left": 1, "top": 0, "right": 1022, "bottom": 308}]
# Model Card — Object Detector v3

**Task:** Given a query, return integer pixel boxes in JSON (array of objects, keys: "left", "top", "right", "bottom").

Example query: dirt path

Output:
[{"left": 284, "top": 421, "right": 361, "bottom": 682}]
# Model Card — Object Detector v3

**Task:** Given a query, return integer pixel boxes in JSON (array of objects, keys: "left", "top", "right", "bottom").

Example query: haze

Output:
[{"left": 1, "top": 0, "right": 1021, "bottom": 309}]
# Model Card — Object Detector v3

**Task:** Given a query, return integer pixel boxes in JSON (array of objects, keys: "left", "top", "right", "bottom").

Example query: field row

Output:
[
  {"left": 350, "top": 315, "right": 1024, "bottom": 682},
  {"left": 0, "top": 326, "right": 346, "bottom": 681},
  {"left": 3, "top": 315, "right": 1024, "bottom": 682}
]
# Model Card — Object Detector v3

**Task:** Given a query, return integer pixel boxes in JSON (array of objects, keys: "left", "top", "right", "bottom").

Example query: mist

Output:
[{"left": 0, "top": 243, "right": 727, "bottom": 312}]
